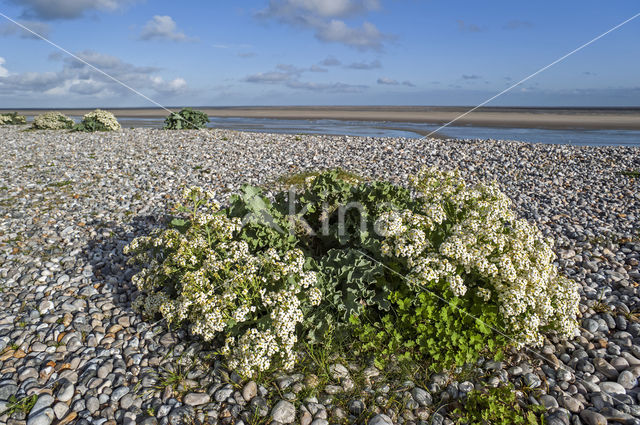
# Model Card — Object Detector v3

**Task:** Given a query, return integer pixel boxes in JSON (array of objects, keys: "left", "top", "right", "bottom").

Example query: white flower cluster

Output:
[
  {"left": 125, "top": 187, "right": 320, "bottom": 378},
  {"left": 378, "top": 167, "right": 580, "bottom": 347},
  {"left": 32, "top": 111, "right": 74, "bottom": 130},
  {"left": 81, "top": 109, "right": 121, "bottom": 131},
  {"left": 0, "top": 113, "right": 26, "bottom": 125}
]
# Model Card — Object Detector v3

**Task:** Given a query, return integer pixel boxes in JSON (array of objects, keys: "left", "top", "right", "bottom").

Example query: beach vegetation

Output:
[
  {"left": 0, "top": 394, "right": 38, "bottom": 417},
  {"left": 31, "top": 111, "right": 74, "bottom": 130},
  {"left": 619, "top": 169, "right": 640, "bottom": 178},
  {"left": 278, "top": 168, "right": 364, "bottom": 187},
  {"left": 164, "top": 108, "right": 210, "bottom": 130},
  {"left": 453, "top": 384, "right": 546, "bottom": 424},
  {"left": 0, "top": 112, "right": 27, "bottom": 126},
  {"left": 125, "top": 168, "right": 579, "bottom": 378},
  {"left": 73, "top": 109, "right": 121, "bottom": 132}
]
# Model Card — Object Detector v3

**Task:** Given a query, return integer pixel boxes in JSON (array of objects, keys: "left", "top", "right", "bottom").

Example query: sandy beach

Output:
[{"left": 4, "top": 106, "right": 640, "bottom": 131}]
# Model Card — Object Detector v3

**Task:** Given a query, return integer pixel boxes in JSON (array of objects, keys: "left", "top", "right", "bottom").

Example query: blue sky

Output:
[{"left": 0, "top": 0, "right": 638, "bottom": 107}]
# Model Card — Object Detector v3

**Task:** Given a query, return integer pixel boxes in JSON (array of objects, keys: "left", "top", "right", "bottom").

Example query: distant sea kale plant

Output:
[
  {"left": 0, "top": 112, "right": 27, "bottom": 125},
  {"left": 74, "top": 109, "right": 121, "bottom": 132},
  {"left": 125, "top": 168, "right": 579, "bottom": 377},
  {"left": 163, "top": 108, "right": 210, "bottom": 130},
  {"left": 32, "top": 111, "right": 75, "bottom": 130}
]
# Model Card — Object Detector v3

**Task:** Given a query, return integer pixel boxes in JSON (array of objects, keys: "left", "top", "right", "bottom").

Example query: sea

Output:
[{"left": 33, "top": 116, "right": 640, "bottom": 147}]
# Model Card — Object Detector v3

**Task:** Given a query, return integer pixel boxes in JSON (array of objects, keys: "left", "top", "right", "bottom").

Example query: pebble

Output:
[
  {"left": 599, "top": 381, "right": 627, "bottom": 395},
  {"left": 368, "top": 414, "right": 393, "bottom": 425},
  {"left": 183, "top": 393, "right": 210, "bottom": 406},
  {"left": 271, "top": 400, "right": 296, "bottom": 424},
  {"left": 580, "top": 410, "right": 608, "bottom": 425},
  {"left": 242, "top": 381, "right": 257, "bottom": 401},
  {"left": 1, "top": 127, "right": 639, "bottom": 424}
]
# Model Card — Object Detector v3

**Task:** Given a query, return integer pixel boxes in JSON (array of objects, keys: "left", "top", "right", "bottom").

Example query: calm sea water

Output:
[{"left": 50, "top": 116, "right": 640, "bottom": 147}]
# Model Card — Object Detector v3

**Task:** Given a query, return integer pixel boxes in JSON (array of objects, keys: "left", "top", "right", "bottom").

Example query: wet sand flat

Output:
[{"left": 5, "top": 106, "right": 640, "bottom": 130}]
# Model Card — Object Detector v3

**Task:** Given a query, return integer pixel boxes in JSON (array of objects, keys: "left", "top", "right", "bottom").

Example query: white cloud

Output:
[
  {"left": 139, "top": 15, "right": 195, "bottom": 42},
  {"left": 245, "top": 72, "right": 293, "bottom": 84},
  {"left": 316, "top": 20, "right": 387, "bottom": 50},
  {"left": 244, "top": 63, "right": 367, "bottom": 93},
  {"left": 286, "top": 80, "right": 367, "bottom": 92},
  {"left": 377, "top": 77, "right": 398, "bottom": 85},
  {"left": 11, "top": 0, "right": 136, "bottom": 20},
  {"left": 263, "top": 0, "right": 381, "bottom": 19},
  {"left": 346, "top": 59, "right": 381, "bottom": 70},
  {"left": 0, "top": 20, "right": 51, "bottom": 39},
  {"left": 0, "top": 58, "right": 9, "bottom": 78},
  {"left": 0, "top": 50, "right": 188, "bottom": 98},
  {"left": 320, "top": 56, "right": 341, "bottom": 66},
  {"left": 309, "top": 64, "right": 327, "bottom": 72},
  {"left": 149, "top": 76, "right": 187, "bottom": 94},
  {"left": 377, "top": 77, "right": 416, "bottom": 87},
  {"left": 258, "top": 0, "right": 390, "bottom": 50}
]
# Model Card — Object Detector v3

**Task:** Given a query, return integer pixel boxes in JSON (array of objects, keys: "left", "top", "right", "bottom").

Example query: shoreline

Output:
[{"left": 4, "top": 106, "right": 640, "bottom": 131}]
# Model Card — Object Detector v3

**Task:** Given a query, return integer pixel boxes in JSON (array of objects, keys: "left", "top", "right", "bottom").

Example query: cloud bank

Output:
[{"left": 258, "top": 0, "right": 391, "bottom": 50}]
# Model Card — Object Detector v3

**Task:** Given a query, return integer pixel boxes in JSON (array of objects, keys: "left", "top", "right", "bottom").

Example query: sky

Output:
[{"left": 0, "top": 0, "right": 639, "bottom": 107}]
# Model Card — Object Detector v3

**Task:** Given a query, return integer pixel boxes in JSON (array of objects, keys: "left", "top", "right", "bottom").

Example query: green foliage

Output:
[
  {"left": 619, "top": 169, "right": 640, "bottom": 178},
  {"left": 0, "top": 112, "right": 27, "bottom": 125},
  {"left": 278, "top": 168, "right": 364, "bottom": 188},
  {"left": 0, "top": 394, "right": 38, "bottom": 416},
  {"left": 227, "top": 185, "right": 297, "bottom": 252},
  {"left": 73, "top": 109, "right": 121, "bottom": 132},
  {"left": 164, "top": 108, "right": 210, "bottom": 130},
  {"left": 453, "top": 384, "right": 546, "bottom": 425},
  {"left": 355, "top": 285, "right": 507, "bottom": 369},
  {"left": 126, "top": 168, "right": 579, "bottom": 377}
]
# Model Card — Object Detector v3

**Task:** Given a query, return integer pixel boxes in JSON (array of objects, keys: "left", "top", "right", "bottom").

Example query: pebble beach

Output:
[{"left": 1, "top": 125, "right": 640, "bottom": 425}]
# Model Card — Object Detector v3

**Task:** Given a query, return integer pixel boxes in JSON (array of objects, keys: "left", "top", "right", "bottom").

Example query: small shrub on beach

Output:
[
  {"left": 73, "top": 109, "right": 121, "bottom": 132},
  {"left": 125, "top": 168, "right": 579, "bottom": 378},
  {"left": 164, "top": 108, "right": 209, "bottom": 130},
  {"left": 32, "top": 111, "right": 75, "bottom": 130},
  {"left": 0, "top": 112, "right": 27, "bottom": 125}
]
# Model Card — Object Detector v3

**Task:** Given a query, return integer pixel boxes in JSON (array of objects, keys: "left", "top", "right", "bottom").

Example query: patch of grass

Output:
[
  {"left": 278, "top": 168, "right": 365, "bottom": 187},
  {"left": 154, "top": 361, "right": 197, "bottom": 396},
  {"left": 0, "top": 394, "right": 38, "bottom": 417},
  {"left": 619, "top": 169, "right": 640, "bottom": 178},
  {"left": 593, "top": 300, "right": 612, "bottom": 314},
  {"left": 47, "top": 180, "right": 73, "bottom": 188}
]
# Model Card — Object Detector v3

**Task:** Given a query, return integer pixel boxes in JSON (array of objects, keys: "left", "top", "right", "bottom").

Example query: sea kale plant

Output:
[
  {"left": 32, "top": 111, "right": 75, "bottom": 130},
  {"left": 163, "top": 108, "right": 210, "bottom": 130},
  {"left": 74, "top": 109, "right": 121, "bottom": 132},
  {"left": 0, "top": 112, "right": 27, "bottom": 125},
  {"left": 125, "top": 168, "right": 580, "bottom": 377}
]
